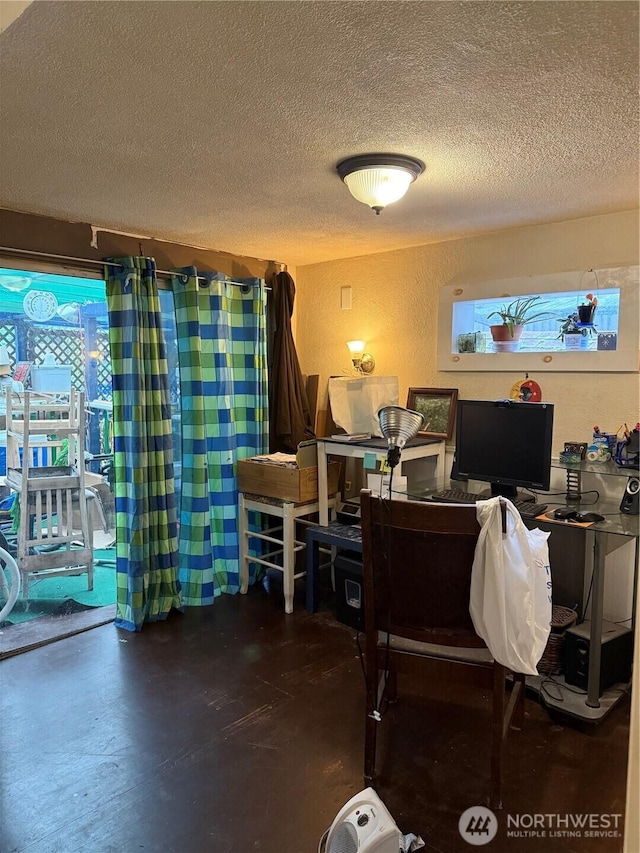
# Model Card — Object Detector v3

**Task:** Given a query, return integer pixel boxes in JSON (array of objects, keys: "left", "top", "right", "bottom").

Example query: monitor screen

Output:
[{"left": 453, "top": 399, "right": 554, "bottom": 497}]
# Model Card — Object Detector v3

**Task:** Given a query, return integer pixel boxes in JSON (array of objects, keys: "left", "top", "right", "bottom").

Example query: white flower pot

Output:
[{"left": 564, "top": 335, "right": 582, "bottom": 350}]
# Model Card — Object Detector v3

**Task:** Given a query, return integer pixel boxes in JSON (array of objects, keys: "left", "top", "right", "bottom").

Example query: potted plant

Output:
[
  {"left": 557, "top": 312, "right": 597, "bottom": 350},
  {"left": 577, "top": 292, "right": 598, "bottom": 325},
  {"left": 487, "top": 296, "right": 554, "bottom": 351}
]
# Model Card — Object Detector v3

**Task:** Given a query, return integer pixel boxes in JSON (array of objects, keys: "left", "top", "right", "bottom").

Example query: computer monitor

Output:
[{"left": 453, "top": 399, "right": 554, "bottom": 498}]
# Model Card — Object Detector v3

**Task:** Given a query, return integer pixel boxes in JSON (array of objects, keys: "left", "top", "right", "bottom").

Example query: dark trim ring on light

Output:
[
  {"left": 336, "top": 153, "right": 425, "bottom": 213},
  {"left": 336, "top": 153, "right": 425, "bottom": 181}
]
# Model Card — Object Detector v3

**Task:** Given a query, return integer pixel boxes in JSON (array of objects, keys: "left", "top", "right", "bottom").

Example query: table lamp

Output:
[{"left": 377, "top": 405, "right": 424, "bottom": 470}]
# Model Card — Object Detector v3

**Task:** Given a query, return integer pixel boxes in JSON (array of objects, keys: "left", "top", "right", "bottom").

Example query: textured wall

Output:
[{"left": 295, "top": 209, "right": 639, "bottom": 451}]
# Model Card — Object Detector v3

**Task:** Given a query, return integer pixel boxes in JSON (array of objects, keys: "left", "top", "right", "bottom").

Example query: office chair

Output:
[{"left": 360, "top": 490, "right": 526, "bottom": 809}]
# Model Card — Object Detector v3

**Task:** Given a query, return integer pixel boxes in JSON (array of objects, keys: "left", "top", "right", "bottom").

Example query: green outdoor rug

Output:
[{"left": 1, "top": 549, "right": 116, "bottom": 626}]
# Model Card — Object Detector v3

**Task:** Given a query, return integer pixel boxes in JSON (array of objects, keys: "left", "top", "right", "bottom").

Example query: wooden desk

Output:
[{"left": 316, "top": 435, "right": 445, "bottom": 526}]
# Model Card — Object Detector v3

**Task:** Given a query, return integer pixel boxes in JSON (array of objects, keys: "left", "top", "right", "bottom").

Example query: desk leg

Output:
[
  {"left": 436, "top": 440, "right": 446, "bottom": 480},
  {"left": 306, "top": 536, "right": 320, "bottom": 612},
  {"left": 239, "top": 493, "right": 249, "bottom": 595},
  {"left": 632, "top": 537, "right": 639, "bottom": 633},
  {"left": 318, "top": 443, "right": 329, "bottom": 526},
  {"left": 586, "top": 531, "right": 605, "bottom": 708},
  {"left": 283, "top": 504, "right": 295, "bottom": 614}
]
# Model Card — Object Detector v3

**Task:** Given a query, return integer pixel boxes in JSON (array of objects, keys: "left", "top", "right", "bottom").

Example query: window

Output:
[
  {"left": 437, "top": 266, "right": 638, "bottom": 372},
  {"left": 451, "top": 288, "right": 620, "bottom": 354}
]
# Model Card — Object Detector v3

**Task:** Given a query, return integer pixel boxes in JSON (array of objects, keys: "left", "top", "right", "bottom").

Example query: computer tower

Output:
[
  {"left": 563, "top": 620, "right": 633, "bottom": 695},
  {"left": 334, "top": 552, "right": 364, "bottom": 631}
]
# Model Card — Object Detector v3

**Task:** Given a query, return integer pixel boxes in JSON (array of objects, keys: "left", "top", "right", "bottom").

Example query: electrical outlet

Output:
[{"left": 345, "top": 480, "right": 352, "bottom": 492}]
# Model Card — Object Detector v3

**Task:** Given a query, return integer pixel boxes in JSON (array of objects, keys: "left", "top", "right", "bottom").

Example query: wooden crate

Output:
[{"left": 237, "top": 459, "right": 340, "bottom": 503}]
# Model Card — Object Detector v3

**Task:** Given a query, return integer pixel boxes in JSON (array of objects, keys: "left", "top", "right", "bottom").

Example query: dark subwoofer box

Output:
[
  {"left": 334, "top": 552, "right": 364, "bottom": 631},
  {"left": 563, "top": 620, "right": 633, "bottom": 695}
]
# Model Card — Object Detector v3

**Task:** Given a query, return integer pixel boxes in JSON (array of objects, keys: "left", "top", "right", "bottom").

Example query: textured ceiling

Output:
[{"left": 0, "top": 1, "right": 638, "bottom": 267}]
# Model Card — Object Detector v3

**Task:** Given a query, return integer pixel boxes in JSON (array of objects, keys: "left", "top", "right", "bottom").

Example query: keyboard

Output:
[{"left": 430, "top": 489, "right": 548, "bottom": 518}]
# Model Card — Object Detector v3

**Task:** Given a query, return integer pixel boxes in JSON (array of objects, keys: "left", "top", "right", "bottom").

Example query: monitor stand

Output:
[{"left": 481, "top": 483, "right": 535, "bottom": 502}]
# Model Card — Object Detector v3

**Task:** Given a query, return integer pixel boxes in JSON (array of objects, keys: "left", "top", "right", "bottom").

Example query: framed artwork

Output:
[{"left": 406, "top": 387, "right": 458, "bottom": 440}]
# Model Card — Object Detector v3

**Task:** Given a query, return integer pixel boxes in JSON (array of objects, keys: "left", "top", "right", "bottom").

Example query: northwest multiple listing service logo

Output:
[
  {"left": 459, "top": 807, "right": 623, "bottom": 846},
  {"left": 459, "top": 808, "right": 498, "bottom": 846}
]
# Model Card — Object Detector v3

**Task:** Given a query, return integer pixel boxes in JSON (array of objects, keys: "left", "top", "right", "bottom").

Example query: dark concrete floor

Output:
[{"left": 1, "top": 576, "right": 630, "bottom": 853}]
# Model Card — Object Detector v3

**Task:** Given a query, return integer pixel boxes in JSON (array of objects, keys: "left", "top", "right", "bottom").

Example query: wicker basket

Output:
[{"left": 537, "top": 605, "right": 578, "bottom": 675}]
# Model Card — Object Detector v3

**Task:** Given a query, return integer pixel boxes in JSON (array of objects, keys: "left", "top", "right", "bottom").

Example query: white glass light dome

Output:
[
  {"left": 344, "top": 167, "right": 413, "bottom": 210},
  {"left": 337, "top": 154, "right": 425, "bottom": 214}
]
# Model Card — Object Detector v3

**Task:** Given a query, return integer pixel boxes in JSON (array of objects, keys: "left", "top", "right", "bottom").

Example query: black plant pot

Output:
[{"left": 578, "top": 304, "right": 596, "bottom": 324}]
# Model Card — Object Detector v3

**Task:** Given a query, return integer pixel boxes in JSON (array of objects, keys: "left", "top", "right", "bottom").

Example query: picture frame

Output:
[{"left": 406, "top": 387, "right": 458, "bottom": 440}]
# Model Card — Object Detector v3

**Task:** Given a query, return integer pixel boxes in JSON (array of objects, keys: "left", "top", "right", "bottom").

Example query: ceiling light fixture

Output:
[{"left": 336, "top": 153, "right": 425, "bottom": 214}]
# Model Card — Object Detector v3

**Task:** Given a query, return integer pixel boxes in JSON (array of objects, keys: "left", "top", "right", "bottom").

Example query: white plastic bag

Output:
[
  {"left": 470, "top": 497, "right": 552, "bottom": 675},
  {"left": 328, "top": 375, "right": 399, "bottom": 436}
]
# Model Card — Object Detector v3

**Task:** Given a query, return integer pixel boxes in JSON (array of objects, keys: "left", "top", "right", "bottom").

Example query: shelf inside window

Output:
[{"left": 437, "top": 266, "right": 639, "bottom": 372}]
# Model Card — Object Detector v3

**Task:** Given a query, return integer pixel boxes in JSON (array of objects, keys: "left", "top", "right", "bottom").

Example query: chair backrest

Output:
[{"left": 361, "top": 490, "right": 485, "bottom": 648}]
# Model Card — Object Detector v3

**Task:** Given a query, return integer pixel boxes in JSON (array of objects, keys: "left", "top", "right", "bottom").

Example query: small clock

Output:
[{"left": 23, "top": 290, "right": 58, "bottom": 322}]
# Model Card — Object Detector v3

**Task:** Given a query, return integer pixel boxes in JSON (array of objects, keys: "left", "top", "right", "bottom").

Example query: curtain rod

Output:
[{"left": 0, "top": 246, "right": 271, "bottom": 289}]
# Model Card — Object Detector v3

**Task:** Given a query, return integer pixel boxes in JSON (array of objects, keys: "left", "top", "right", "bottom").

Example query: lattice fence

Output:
[
  {"left": 28, "top": 325, "right": 85, "bottom": 389},
  {"left": 0, "top": 323, "right": 17, "bottom": 365},
  {"left": 96, "top": 328, "right": 112, "bottom": 397},
  {"left": 0, "top": 320, "right": 112, "bottom": 397}
]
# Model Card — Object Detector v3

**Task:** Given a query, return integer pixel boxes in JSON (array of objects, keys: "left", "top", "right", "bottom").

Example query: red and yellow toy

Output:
[{"left": 510, "top": 374, "right": 542, "bottom": 402}]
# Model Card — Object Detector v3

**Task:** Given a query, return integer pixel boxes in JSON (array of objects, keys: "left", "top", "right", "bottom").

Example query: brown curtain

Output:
[{"left": 268, "top": 271, "right": 315, "bottom": 452}]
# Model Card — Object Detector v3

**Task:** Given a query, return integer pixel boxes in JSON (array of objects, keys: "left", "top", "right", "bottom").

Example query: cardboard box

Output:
[{"left": 237, "top": 446, "right": 340, "bottom": 503}]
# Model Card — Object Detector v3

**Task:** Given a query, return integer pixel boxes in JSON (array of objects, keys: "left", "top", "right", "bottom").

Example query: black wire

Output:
[
  {"left": 356, "top": 486, "right": 395, "bottom": 724},
  {"left": 531, "top": 488, "right": 601, "bottom": 504},
  {"left": 571, "top": 491, "right": 601, "bottom": 506},
  {"left": 540, "top": 675, "right": 587, "bottom": 703},
  {"left": 362, "top": 473, "right": 395, "bottom": 722},
  {"left": 355, "top": 630, "right": 378, "bottom": 713},
  {"left": 376, "top": 471, "right": 394, "bottom": 720},
  {"left": 579, "top": 570, "right": 595, "bottom": 623},
  {"left": 541, "top": 675, "right": 630, "bottom": 702}
]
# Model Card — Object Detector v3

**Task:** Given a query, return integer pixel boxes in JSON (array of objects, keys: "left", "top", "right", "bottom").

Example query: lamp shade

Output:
[
  {"left": 337, "top": 154, "right": 425, "bottom": 214},
  {"left": 378, "top": 406, "right": 424, "bottom": 450},
  {"left": 346, "top": 340, "right": 366, "bottom": 357},
  {"left": 378, "top": 405, "right": 424, "bottom": 470}
]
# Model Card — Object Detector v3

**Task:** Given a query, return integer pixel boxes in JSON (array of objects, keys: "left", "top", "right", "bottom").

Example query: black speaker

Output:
[
  {"left": 564, "top": 620, "right": 633, "bottom": 695},
  {"left": 620, "top": 476, "right": 640, "bottom": 514}
]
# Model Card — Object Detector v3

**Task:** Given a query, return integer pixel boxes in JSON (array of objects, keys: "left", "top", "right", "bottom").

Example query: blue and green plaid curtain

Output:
[
  {"left": 172, "top": 268, "right": 268, "bottom": 605},
  {"left": 105, "top": 257, "right": 182, "bottom": 631}
]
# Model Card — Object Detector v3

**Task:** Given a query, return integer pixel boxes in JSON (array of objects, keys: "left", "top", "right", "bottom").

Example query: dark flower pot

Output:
[{"left": 578, "top": 304, "right": 596, "bottom": 325}]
